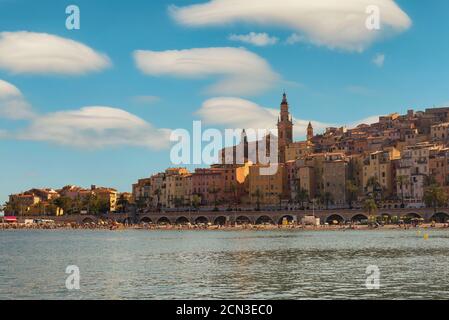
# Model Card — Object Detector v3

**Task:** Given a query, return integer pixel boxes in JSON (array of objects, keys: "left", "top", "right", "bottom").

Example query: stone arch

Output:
[
  {"left": 157, "top": 217, "right": 171, "bottom": 225},
  {"left": 214, "top": 216, "right": 227, "bottom": 226},
  {"left": 195, "top": 216, "right": 209, "bottom": 225},
  {"left": 256, "top": 215, "right": 275, "bottom": 225},
  {"left": 123, "top": 217, "right": 133, "bottom": 224},
  {"left": 140, "top": 217, "right": 152, "bottom": 224},
  {"left": 403, "top": 212, "right": 423, "bottom": 220},
  {"left": 236, "top": 216, "right": 251, "bottom": 225},
  {"left": 351, "top": 214, "right": 369, "bottom": 223},
  {"left": 82, "top": 217, "right": 94, "bottom": 224},
  {"left": 175, "top": 216, "right": 190, "bottom": 225},
  {"left": 431, "top": 212, "right": 449, "bottom": 223},
  {"left": 278, "top": 215, "right": 295, "bottom": 225},
  {"left": 326, "top": 214, "right": 345, "bottom": 225}
]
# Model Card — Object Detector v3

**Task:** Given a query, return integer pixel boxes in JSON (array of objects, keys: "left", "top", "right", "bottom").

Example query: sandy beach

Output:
[{"left": 1, "top": 221, "right": 448, "bottom": 231}]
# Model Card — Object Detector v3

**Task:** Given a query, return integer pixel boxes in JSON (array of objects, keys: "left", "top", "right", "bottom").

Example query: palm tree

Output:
[
  {"left": 208, "top": 184, "right": 221, "bottom": 211},
  {"left": 53, "top": 196, "right": 72, "bottom": 215},
  {"left": 345, "top": 180, "right": 359, "bottom": 209},
  {"left": 229, "top": 182, "right": 239, "bottom": 209},
  {"left": 4, "top": 199, "right": 20, "bottom": 216},
  {"left": 321, "top": 192, "right": 334, "bottom": 210},
  {"left": 72, "top": 195, "right": 82, "bottom": 215},
  {"left": 424, "top": 184, "right": 448, "bottom": 214},
  {"left": 395, "top": 175, "right": 409, "bottom": 208},
  {"left": 191, "top": 194, "right": 201, "bottom": 211},
  {"left": 295, "top": 188, "right": 309, "bottom": 209},
  {"left": 252, "top": 188, "right": 263, "bottom": 211},
  {"left": 173, "top": 196, "right": 184, "bottom": 208},
  {"left": 363, "top": 197, "right": 378, "bottom": 223},
  {"left": 366, "top": 176, "right": 383, "bottom": 203},
  {"left": 277, "top": 194, "right": 283, "bottom": 210},
  {"left": 135, "top": 197, "right": 147, "bottom": 211},
  {"left": 153, "top": 188, "right": 162, "bottom": 210}
]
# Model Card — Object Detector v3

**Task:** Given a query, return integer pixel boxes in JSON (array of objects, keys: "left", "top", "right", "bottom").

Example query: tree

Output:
[
  {"left": 153, "top": 188, "right": 162, "bottom": 210},
  {"left": 252, "top": 188, "right": 263, "bottom": 211},
  {"left": 97, "top": 198, "right": 110, "bottom": 215},
  {"left": 53, "top": 196, "right": 73, "bottom": 215},
  {"left": 366, "top": 176, "right": 383, "bottom": 202},
  {"left": 363, "top": 197, "right": 378, "bottom": 223},
  {"left": 136, "top": 197, "right": 147, "bottom": 211},
  {"left": 424, "top": 184, "right": 448, "bottom": 214},
  {"left": 71, "top": 195, "right": 82, "bottom": 215},
  {"left": 191, "top": 194, "right": 201, "bottom": 210},
  {"left": 295, "top": 188, "right": 309, "bottom": 209},
  {"left": 226, "top": 182, "right": 240, "bottom": 210},
  {"left": 277, "top": 193, "right": 283, "bottom": 210},
  {"left": 208, "top": 184, "right": 221, "bottom": 211},
  {"left": 345, "top": 180, "right": 359, "bottom": 209},
  {"left": 82, "top": 194, "right": 106, "bottom": 215},
  {"left": 396, "top": 175, "right": 409, "bottom": 207},
  {"left": 4, "top": 199, "right": 21, "bottom": 216},
  {"left": 117, "top": 194, "right": 130, "bottom": 213},
  {"left": 173, "top": 197, "right": 184, "bottom": 208},
  {"left": 320, "top": 192, "right": 334, "bottom": 210}
]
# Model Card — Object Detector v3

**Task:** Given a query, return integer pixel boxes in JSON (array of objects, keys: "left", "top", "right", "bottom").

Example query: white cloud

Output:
[
  {"left": 0, "top": 79, "right": 34, "bottom": 120},
  {"left": 0, "top": 32, "right": 111, "bottom": 75},
  {"left": 196, "top": 97, "right": 330, "bottom": 139},
  {"left": 17, "top": 106, "right": 171, "bottom": 150},
  {"left": 170, "top": 0, "right": 411, "bottom": 52},
  {"left": 348, "top": 115, "right": 379, "bottom": 127},
  {"left": 0, "top": 81, "right": 170, "bottom": 150},
  {"left": 372, "top": 53, "right": 385, "bottom": 67},
  {"left": 285, "top": 33, "right": 306, "bottom": 45},
  {"left": 133, "top": 47, "right": 279, "bottom": 95},
  {"left": 228, "top": 32, "right": 278, "bottom": 46},
  {"left": 197, "top": 97, "right": 380, "bottom": 138}
]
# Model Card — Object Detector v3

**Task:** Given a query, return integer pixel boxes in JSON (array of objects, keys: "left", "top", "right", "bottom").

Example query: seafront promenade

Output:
[{"left": 3, "top": 207, "right": 449, "bottom": 227}]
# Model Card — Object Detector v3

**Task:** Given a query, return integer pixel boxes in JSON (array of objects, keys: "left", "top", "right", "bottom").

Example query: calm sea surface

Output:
[{"left": 1, "top": 229, "right": 449, "bottom": 300}]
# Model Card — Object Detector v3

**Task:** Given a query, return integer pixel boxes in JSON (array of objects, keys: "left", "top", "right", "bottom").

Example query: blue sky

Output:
[{"left": 0, "top": 0, "right": 449, "bottom": 203}]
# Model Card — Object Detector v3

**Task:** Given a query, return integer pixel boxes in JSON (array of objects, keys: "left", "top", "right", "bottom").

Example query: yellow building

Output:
[
  {"left": 93, "top": 187, "right": 118, "bottom": 212},
  {"left": 298, "top": 166, "right": 315, "bottom": 199},
  {"left": 163, "top": 168, "right": 190, "bottom": 208},
  {"left": 248, "top": 164, "right": 285, "bottom": 205},
  {"left": 285, "top": 141, "right": 313, "bottom": 161},
  {"left": 431, "top": 122, "right": 449, "bottom": 142},
  {"left": 363, "top": 148, "right": 400, "bottom": 197},
  {"left": 322, "top": 154, "right": 348, "bottom": 207}
]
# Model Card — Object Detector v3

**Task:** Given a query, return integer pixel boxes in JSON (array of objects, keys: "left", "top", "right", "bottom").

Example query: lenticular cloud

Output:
[
  {"left": 0, "top": 31, "right": 111, "bottom": 75},
  {"left": 170, "top": 0, "right": 411, "bottom": 51},
  {"left": 134, "top": 47, "right": 279, "bottom": 95}
]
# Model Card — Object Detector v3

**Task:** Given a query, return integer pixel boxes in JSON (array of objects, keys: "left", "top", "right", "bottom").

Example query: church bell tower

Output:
[{"left": 277, "top": 92, "right": 293, "bottom": 163}]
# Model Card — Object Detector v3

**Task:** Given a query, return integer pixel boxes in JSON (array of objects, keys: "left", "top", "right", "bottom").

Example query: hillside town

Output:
[{"left": 3, "top": 93, "right": 449, "bottom": 217}]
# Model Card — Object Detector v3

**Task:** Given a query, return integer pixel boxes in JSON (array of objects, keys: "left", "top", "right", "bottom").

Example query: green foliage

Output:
[
  {"left": 424, "top": 184, "right": 448, "bottom": 212},
  {"left": 363, "top": 197, "right": 378, "bottom": 218},
  {"left": 295, "top": 188, "right": 309, "bottom": 209},
  {"left": 346, "top": 180, "right": 359, "bottom": 208}
]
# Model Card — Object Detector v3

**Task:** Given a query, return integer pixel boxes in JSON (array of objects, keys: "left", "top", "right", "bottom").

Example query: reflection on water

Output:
[{"left": 1, "top": 229, "right": 449, "bottom": 300}]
